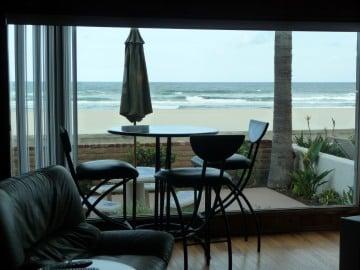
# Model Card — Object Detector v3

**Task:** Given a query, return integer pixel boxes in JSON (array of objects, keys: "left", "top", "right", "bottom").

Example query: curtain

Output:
[{"left": 13, "top": 25, "right": 77, "bottom": 174}]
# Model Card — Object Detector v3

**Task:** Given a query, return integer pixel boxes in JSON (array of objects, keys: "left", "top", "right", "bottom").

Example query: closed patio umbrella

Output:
[
  {"left": 120, "top": 28, "right": 152, "bottom": 123},
  {"left": 120, "top": 28, "right": 152, "bottom": 166}
]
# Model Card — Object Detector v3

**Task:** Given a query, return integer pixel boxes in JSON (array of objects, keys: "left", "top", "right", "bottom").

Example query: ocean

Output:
[{"left": 11, "top": 82, "right": 356, "bottom": 110}]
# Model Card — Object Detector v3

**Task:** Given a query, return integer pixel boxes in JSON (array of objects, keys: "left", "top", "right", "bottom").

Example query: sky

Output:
[{"left": 8, "top": 26, "right": 358, "bottom": 82}]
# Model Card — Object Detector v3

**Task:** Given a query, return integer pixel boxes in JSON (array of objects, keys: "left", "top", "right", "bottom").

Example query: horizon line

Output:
[
  {"left": 9, "top": 81, "right": 357, "bottom": 83},
  {"left": 77, "top": 81, "right": 357, "bottom": 83}
]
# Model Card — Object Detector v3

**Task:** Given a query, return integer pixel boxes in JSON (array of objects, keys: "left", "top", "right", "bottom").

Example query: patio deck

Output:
[
  {"left": 87, "top": 187, "right": 307, "bottom": 218},
  {"left": 163, "top": 187, "right": 307, "bottom": 212},
  {"left": 241, "top": 187, "right": 307, "bottom": 210}
]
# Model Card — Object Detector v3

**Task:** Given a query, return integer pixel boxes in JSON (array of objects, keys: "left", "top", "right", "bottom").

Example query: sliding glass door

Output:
[
  {"left": 7, "top": 26, "right": 360, "bottom": 217},
  {"left": 75, "top": 28, "right": 359, "bottom": 213}
]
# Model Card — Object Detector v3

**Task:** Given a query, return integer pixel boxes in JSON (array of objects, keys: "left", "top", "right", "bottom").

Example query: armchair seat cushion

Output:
[
  {"left": 27, "top": 222, "right": 101, "bottom": 265},
  {"left": 191, "top": 153, "right": 251, "bottom": 170},
  {"left": 27, "top": 229, "right": 173, "bottom": 270},
  {"left": 91, "top": 230, "right": 174, "bottom": 270},
  {"left": 76, "top": 160, "right": 138, "bottom": 180}
]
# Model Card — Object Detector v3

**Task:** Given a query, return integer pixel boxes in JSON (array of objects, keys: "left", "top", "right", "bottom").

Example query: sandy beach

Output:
[
  {"left": 77, "top": 107, "right": 355, "bottom": 134},
  {"left": 11, "top": 107, "right": 355, "bottom": 136}
]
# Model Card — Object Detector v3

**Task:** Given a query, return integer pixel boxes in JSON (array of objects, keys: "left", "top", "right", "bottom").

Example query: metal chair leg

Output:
[
  {"left": 235, "top": 194, "right": 248, "bottom": 241},
  {"left": 240, "top": 192, "right": 261, "bottom": 252},
  {"left": 220, "top": 182, "right": 251, "bottom": 243},
  {"left": 154, "top": 177, "right": 159, "bottom": 228},
  {"left": 219, "top": 169, "right": 247, "bottom": 210},
  {"left": 160, "top": 179, "right": 165, "bottom": 230},
  {"left": 186, "top": 187, "right": 203, "bottom": 232},
  {"left": 82, "top": 178, "right": 112, "bottom": 204},
  {"left": 166, "top": 182, "right": 171, "bottom": 231},
  {"left": 85, "top": 179, "right": 126, "bottom": 217},
  {"left": 214, "top": 186, "right": 233, "bottom": 270},
  {"left": 132, "top": 178, "right": 137, "bottom": 228},
  {"left": 82, "top": 194, "right": 132, "bottom": 229},
  {"left": 204, "top": 186, "right": 211, "bottom": 265},
  {"left": 123, "top": 181, "right": 127, "bottom": 221},
  {"left": 170, "top": 186, "right": 188, "bottom": 270},
  {"left": 82, "top": 178, "right": 133, "bottom": 230}
]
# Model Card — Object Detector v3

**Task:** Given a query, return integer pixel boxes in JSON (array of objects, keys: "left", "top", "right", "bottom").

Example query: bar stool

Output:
[
  {"left": 156, "top": 134, "right": 245, "bottom": 270},
  {"left": 191, "top": 119, "right": 269, "bottom": 252},
  {"left": 60, "top": 127, "right": 139, "bottom": 229}
]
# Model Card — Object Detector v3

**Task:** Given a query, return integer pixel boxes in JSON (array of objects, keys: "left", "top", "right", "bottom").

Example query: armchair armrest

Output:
[{"left": 96, "top": 230, "right": 174, "bottom": 264}]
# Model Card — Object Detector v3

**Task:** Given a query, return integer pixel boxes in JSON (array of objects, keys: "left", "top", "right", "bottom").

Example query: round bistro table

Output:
[{"left": 108, "top": 125, "right": 218, "bottom": 229}]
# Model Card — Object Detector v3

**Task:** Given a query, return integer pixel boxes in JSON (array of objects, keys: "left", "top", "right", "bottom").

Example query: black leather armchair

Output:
[{"left": 0, "top": 165, "right": 174, "bottom": 270}]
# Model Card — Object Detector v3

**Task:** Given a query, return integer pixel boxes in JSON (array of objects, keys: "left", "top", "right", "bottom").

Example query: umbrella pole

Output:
[{"left": 134, "top": 121, "right": 137, "bottom": 167}]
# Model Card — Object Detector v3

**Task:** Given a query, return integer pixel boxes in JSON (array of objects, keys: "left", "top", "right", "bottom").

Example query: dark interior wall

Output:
[
  {"left": 3, "top": 1, "right": 360, "bottom": 30},
  {"left": 1, "top": 1, "right": 360, "bottom": 179}
]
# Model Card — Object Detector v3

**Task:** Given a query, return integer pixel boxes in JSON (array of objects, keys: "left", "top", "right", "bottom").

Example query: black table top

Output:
[{"left": 108, "top": 125, "right": 218, "bottom": 137}]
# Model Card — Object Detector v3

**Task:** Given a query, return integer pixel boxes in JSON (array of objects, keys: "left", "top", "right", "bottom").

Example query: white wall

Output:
[{"left": 293, "top": 144, "right": 354, "bottom": 194}]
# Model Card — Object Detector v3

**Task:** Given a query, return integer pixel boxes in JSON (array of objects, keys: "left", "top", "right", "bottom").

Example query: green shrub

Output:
[
  {"left": 349, "top": 134, "right": 355, "bottom": 145},
  {"left": 315, "top": 188, "right": 342, "bottom": 205},
  {"left": 237, "top": 140, "right": 251, "bottom": 156},
  {"left": 341, "top": 186, "right": 354, "bottom": 205},
  {"left": 294, "top": 117, "right": 347, "bottom": 158},
  {"left": 315, "top": 186, "right": 354, "bottom": 206},
  {"left": 294, "top": 132, "right": 345, "bottom": 158},
  {"left": 291, "top": 140, "right": 332, "bottom": 200},
  {"left": 294, "top": 131, "right": 308, "bottom": 148},
  {"left": 127, "top": 143, "right": 175, "bottom": 167}
]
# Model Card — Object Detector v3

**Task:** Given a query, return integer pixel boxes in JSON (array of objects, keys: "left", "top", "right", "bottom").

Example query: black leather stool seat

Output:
[
  {"left": 191, "top": 153, "right": 251, "bottom": 170},
  {"left": 76, "top": 160, "right": 139, "bottom": 180},
  {"left": 155, "top": 167, "right": 232, "bottom": 188}
]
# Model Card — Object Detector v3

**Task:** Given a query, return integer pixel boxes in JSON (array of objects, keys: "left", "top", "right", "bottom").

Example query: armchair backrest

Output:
[{"left": 0, "top": 166, "right": 84, "bottom": 269}]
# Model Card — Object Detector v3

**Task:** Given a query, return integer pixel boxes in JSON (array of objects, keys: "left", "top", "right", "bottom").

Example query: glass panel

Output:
[
  {"left": 8, "top": 25, "right": 18, "bottom": 175},
  {"left": 289, "top": 32, "right": 357, "bottom": 207},
  {"left": 74, "top": 28, "right": 358, "bottom": 218},
  {"left": 9, "top": 25, "right": 77, "bottom": 175},
  {"left": 9, "top": 24, "right": 31, "bottom": 175}
]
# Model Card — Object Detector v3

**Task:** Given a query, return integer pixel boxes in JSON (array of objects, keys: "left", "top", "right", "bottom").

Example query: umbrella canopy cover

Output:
[{"left": 120, "top": 28, "right": 153, "bottom": 123}]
